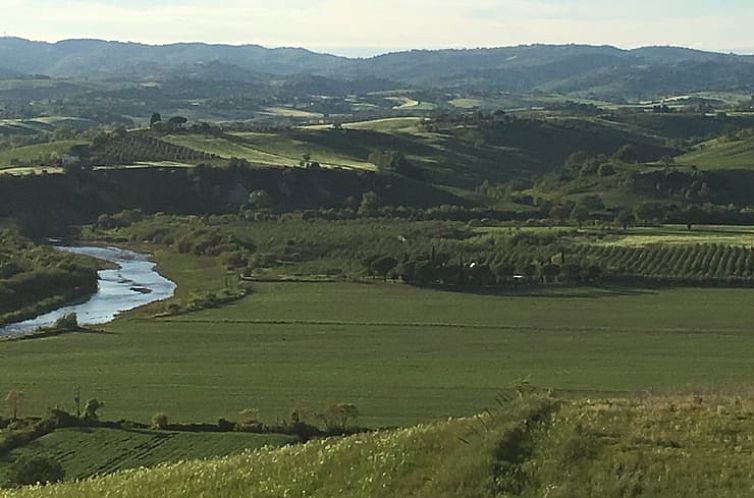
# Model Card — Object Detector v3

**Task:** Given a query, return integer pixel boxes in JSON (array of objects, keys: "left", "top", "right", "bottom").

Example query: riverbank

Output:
[
  {"left": 0, "top": 231, "right": 100, "bottom": 330},
  {"left": 0, "top": 246, "right": 176, "bottom": 338}
]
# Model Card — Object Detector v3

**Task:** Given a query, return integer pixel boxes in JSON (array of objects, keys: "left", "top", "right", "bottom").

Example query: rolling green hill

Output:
[
  {"left": 4, "top": 394, "right": 754, "bottom": 497},
  {"left": 162, "top": 113, "right": 677, "bottom": 190}
]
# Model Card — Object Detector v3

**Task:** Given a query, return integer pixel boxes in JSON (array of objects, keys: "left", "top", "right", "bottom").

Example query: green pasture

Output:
[
  {"left": 3, "top": 245, "right": 754, "bottom": 427},
  {"left": 0, "top": 141, "right": 84, "bottom": 168},
  {"left": 162, "top": 135, "right": 291, "bottom": 165},
  {"left": 166, "top": 132, "right": 375, "bottom": 170},
  {"left": 594, "top": 224, "right": 754, "bottom": 247},
  {"left": 678, "top": 136, "right": 754, "bottom": 170}
]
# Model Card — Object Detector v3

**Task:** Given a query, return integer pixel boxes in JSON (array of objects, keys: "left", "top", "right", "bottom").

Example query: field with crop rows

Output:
[
  {"left": 575, "top": 243, "right": 754, "bottom": 283},
  {"left": 94, "top": 135, "right": 216, "bottom": 165},
  {"left": 6, "top": 394, "right": 754, "bottom": 498},
  {"left": 0, "top": 428, "right": 293, "bottom": 483}
]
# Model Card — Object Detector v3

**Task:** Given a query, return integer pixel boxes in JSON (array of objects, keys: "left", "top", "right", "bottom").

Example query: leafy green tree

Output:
[
  {"left": 597, "top": 163, "right": 616, "bottom": 177},
  {"left": 578, "top": 195, "right": 605, "bottom": 212},
  {"left": 248, "top": 190, "right": 272, "bottom": 210},
  {"left": 149, "top": 112, "right": 162, "bottom": 128},
  {"left": 615, "top": 209, "right": 634, "bottom": 230},
  {"left": 564, "top": 151, "right": 592, "bottom": 172},
  {"left": 369, "top": 150, "right": 423, "bottom": 180},
  {"left": 560, "top": 263, "right": 583, "bottom": 282},
  {"left": 320, "top": 403, "right": 359, "bottom": 431},
  {"left": 370, "top": 256, "right": 398, "bottom": 281},
  {"left": 152, "top": 412, "right": 169, "bottom": 430},
  {"left": 83, "top": 398, "right": 104, "bottom": 421},
  {"left": 570, "top": 205, "right": 590, "bottom": 228},
  {"left": 492, "top": 263, "right": 514, "bottom": 283},
  {"left": 635, "top": 202, "right": 667, "bottom": 224},
  {"left": 541, "top": 264, "right": 560, "bottom": 283},
  {"left": 613, "top": 144, "right": 641, "bottom": 163},
  {"left": 8, "top": 456, "right": 64, "bottom": 487},
  {"left": 52, "top": 313, "right": 78, "bottom": 331},
  {"left": 166, "top": 116, "right": 188, "bottom": 132},
  {"left": 549, "top": 204, "right": 572, "bottom": 223}
]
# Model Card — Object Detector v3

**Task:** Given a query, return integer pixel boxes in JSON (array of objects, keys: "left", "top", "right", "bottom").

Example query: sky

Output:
[{"left": 1, "top": 0, "right": 753, "bottom": 57}]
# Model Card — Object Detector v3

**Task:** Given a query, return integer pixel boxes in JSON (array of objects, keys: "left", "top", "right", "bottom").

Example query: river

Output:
[{"left": 0, "top": 246, "right": 177, "bottom": 338}]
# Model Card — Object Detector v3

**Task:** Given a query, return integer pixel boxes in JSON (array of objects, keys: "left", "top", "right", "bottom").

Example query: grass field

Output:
[
  {"left": 593, "top": 224, "right": 754, "bottom": 247},
  {"left": 449, "top": 98, "right": 483, "bottom": 109},
  {"left": 166, "top": 132, "right": 375, "bottom": 170},
  {"left": 0, "top": 428, "right": 293, "bottom": 483},
  {"left": 0, "top": 117, "right": 95, "bottom": 136},
  {"left": 3, "top": 242, "right": 754, "bottom": 428},
  {"left": 0, "top": 141, "right": 84, "bottom": 168},
  {"left": 678, "top": 135, "right": 754, "bottom": 170},
  {"left": 162, "top": 135, "right": 292, "bottom": 165},
  {"left": 6, "top": 394, "right": 754, "bottom": 497}
]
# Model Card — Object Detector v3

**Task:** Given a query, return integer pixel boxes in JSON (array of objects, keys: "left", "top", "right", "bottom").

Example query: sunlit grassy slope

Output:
[
  {"left": 678, "top": 135, "right": 754, "bottom": 170},
  {"left": 6, "top": 394, "right": 754, "bottom": 498},
  {"left": 0, "top": 141, "right": 85, "bottom": 168}
]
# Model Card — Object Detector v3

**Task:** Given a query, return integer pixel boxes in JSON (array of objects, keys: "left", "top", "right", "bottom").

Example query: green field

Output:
[
  {"left": 162, "top": 135, "right": 291, "bottom": 165},
  {"left": 0, "top": 428, "right": 293, "bottom": 483},
  {"left": 592, "top": 224, "right": 754, "bottom": 247},
  {"left": 0, "top": 141, "right": 84, "bottom": 168},
  {"left": 165, "top": 132, "right": 375, "bottom": 170},
  {"left": 678, "top": 135, "right": 754, "bottom": 170},
  {"left": 3, "top": 242, "right": 754, "bottom": 427},
  {"left": 5, "top": 394, "right": 754, "bottom": 498}
]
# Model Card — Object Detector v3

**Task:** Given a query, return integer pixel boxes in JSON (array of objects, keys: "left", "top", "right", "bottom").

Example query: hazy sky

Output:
[{"left": 1, "top": 0, "right": 752, "bottom": 56}]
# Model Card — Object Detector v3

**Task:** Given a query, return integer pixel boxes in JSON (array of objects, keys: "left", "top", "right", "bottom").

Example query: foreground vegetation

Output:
[
  {"left": 5, "top": 392, "right": 754, "bottom": 497},
  {"left": 0, "top": 427, "right": 293, "bottom": 485}
]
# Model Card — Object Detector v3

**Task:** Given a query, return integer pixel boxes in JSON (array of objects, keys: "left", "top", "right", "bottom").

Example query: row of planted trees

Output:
[{"left": 365, "top": 248, "right": 604, "bottom": 288}]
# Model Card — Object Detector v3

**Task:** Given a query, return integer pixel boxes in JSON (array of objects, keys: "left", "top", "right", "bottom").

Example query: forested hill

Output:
[{"left": 1, "top": 38, "right": 754, "bottom": 99}]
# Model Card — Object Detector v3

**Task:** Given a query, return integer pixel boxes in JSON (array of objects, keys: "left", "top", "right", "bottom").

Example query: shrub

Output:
[
  {"left": 83, "top": 398, "right": 104, "bottom": 421},
  {"left": 7, "top": 456, "right": 65, "bottom": 487},
  {"left": 319, "top": 403, "right": 360, "bottom": 432},
  {"left": 52, "top": 313, "right": 79, "bottom": 331},
  {"left": 152, "top": 412, "right": 169, "bottom": 430},
  {"left": 217, "top": 418, "right": 236, "bottom": 432}
]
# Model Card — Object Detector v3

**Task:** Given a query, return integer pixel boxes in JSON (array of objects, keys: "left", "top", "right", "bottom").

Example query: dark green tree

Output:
[
  {"left": 615, "top": 209, "right": 635, "bottom": 230},
  {"left": 8, "top": 456, "right": 64, "bottom": 487},
  {"left": 83, "top": 398, "right": 104, "bottom": 421}
]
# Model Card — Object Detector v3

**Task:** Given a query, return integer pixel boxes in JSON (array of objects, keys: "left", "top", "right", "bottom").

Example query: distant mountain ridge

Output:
[{"left": 1, "top": 38, "right": 753, "bottom": 99}]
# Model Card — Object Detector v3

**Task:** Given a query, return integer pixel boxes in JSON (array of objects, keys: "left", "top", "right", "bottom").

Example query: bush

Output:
[
  {"left": 217, "top": 418, "right": 236, "bottom": 432},
  {"left": 319, "top": 403, "right": 359, "bottom": 432},
  {"left": 7, "top": 456, "right": 65, "bottom": 487},
  {"left": 152, "top": 412, "right": 169, "bottom": 430},
  {"left": 52, "top": 313, "right": 79, "bottom": 331},
  {"left": 83, "top": 398, "right": 104, "bottom": 421}
]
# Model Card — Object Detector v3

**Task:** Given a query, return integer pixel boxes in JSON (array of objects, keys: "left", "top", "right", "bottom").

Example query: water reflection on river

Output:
[{"left": 0, "top": 246, "right": 176, "bottom": 338}]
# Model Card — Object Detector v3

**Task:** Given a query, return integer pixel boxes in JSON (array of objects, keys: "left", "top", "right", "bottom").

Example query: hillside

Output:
[
  {"left": 4, "top": 394, "right": 754, "bottom": 497},
  {"left": 678, "top": 133, "right": 754, "bottom": 170},
  {"left": 2, "top": 38, "right": 754, "bottom": 99},
  {"left": 0, "top": 428, "right": 293, "bottom": 484}
]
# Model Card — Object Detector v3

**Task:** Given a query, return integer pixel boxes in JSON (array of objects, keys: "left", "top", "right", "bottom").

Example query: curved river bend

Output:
[{"left": 0, "top": 246, "right": 176, "bottom": 338}]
